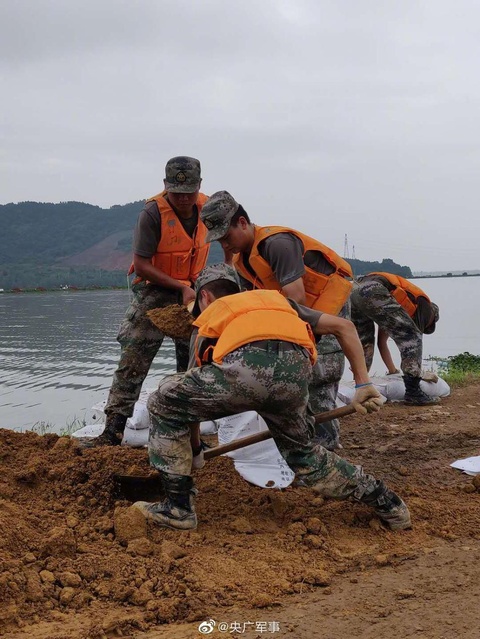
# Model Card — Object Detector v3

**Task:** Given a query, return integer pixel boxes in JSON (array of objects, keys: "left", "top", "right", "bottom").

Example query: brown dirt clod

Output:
[{"left": 147, "top": 305, "right": 194, "bottom": 340}]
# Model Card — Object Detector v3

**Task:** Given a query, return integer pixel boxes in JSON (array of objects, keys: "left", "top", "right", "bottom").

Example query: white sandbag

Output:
[
  {"left": 338, "top": 374, "right": 450, "bottom": 404},
  {"left": 121, "top": 426, "right": 149, "bottom": 447},
  {"left": 72, "top": 424, "right": 104, "bottom": 438},
  {"left": 126, "top": 402, "right": 150, "bottom": 430},
  {"left": 216, "top": 412, "right": 294, "bottom": 489},
  {"left": 71, "top": 423, "right": 148, "bottom": 447}
]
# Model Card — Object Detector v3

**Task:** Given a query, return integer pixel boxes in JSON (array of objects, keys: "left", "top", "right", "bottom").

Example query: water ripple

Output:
[{"left": 0, "top": 290, "right": 175, "bottom": 432}]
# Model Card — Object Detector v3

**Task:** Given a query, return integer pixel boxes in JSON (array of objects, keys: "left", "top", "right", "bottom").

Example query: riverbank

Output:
[
  {"left": 1, "top": 285, "right": 127, "bottom": 294},
  {"left": 1, "top": 383, "right": 480, "bottom": 638}
]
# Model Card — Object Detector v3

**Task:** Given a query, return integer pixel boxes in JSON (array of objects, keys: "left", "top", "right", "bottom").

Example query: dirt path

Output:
[{"left": 1, "top": 383, "right": 479, "bottom": 638}]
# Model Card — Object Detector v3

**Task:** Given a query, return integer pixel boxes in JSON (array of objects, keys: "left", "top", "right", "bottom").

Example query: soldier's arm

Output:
[
  {"left": 282, "top": 278, "right": 306, "bottom": 304},
  {"left": 315, "top": 314, "right": 382, "bottom": 413},
  {"left": 287, "top": 299, "right": 381, "bottom": 413},
  {"left": 262, "top": 234, "right": 306, "bottom": 303},
  {"left": 315, "top": 314, "right": 370, "bottom": 385},
  {"left": 377, "top": 329, "right": 399, "bottom": 374}
]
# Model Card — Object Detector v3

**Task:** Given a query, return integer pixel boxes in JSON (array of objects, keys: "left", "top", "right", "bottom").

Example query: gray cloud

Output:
[{"left": 1, "top": 0, "right": 480, "bottom": 270}]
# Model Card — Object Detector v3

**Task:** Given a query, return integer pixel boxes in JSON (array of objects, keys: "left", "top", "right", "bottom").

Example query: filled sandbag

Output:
[
  {"left": 216, "top": 412, "right": 294, "bottom": 489},
  {"left": 338, "top": 373, "right": 450, "bottom": 404}
]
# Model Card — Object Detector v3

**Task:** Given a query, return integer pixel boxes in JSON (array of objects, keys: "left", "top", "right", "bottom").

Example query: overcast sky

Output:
[{"left": 1, "top": 1, "right": 479, "bottom": 272}]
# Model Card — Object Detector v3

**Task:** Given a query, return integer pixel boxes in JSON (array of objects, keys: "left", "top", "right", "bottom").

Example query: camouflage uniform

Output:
[
  {"left": 147, "top": 341, "right": 379, "bottom": 500},
  {"left": 350, "top": 279, "right": 422, "bottom": 377},
  {"left": 308, "top": 300, "right": 350, "bottom": 451},
  {"left": 104, "top": 281, "right": 189, "bottom": 418}
]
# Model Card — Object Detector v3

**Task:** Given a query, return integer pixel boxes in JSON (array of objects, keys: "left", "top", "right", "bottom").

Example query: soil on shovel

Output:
[
  {"left": 1, "top": 383, "right": 480, "bottom": 639},
  {"left": 147, "top": 305, "right": 194, "bottom": 341}
]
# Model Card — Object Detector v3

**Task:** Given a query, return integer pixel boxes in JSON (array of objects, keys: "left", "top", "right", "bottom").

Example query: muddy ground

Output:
[{"left": 1, "top": 383, "right": 479, "bottom": 639}]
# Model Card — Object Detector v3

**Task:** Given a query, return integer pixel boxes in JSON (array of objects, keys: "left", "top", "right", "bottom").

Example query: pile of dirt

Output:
[{"left": 1, "top": 384, "right": 480, "bottom": 637}]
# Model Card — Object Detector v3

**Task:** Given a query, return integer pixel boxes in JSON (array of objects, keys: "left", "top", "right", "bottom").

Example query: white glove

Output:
[
  {"left": 192, "top": 441, "right": 209, "bottom": 470},
  {"left": 351, "top": 384, "right": 384, "bottom": 415},
  {"left": 192, "top": 448, "right": 205, "bottom": 470},
  {"left": 421, "top": 371, "right": 439, "bottom": 383}
]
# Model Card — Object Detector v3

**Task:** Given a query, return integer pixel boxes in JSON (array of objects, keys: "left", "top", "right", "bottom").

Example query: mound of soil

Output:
[{"left": 1, "top": 383, "right": 479, "bottom": 638}]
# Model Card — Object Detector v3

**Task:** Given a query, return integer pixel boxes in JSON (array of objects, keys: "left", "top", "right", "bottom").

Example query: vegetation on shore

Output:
[
  {"left": 434, "top": 352, "right": 480, "bottom": 386},
  {"left": 1, "top": 200, "right": 414, "bottom": 289},
  {"left": 28, "top": 416, "right": 88, "bottom": 436}
]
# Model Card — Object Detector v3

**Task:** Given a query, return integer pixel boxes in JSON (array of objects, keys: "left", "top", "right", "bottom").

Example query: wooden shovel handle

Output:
[{"left": 203, "top": 404, "right": 356, "bottom": 460}]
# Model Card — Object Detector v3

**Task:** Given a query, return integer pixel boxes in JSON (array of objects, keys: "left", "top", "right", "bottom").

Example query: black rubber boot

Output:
[
  {"left": 358, "top": 480, "right": 411, "bottom": 531},
  {"left": 76, "top": 414, "right": 127, "bottom": 448},
  {"left": 403, "top": 374, "right": 439, "bottom": 406},
  {"left": 133, "top": 473, "right": 197, "bottom": 530}
]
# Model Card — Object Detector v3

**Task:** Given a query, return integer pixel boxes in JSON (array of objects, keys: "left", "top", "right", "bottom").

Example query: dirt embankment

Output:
[{"left": 1, "top": 384, "right": 479, "bottom": 638}]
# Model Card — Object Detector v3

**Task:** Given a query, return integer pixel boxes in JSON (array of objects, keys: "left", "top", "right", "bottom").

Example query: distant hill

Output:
[
  {"left": 347, "top": 258, "right": 412, "bottom": 278},
  {"left": 0, "top": 200, "right": 410, "bottom": 289}
]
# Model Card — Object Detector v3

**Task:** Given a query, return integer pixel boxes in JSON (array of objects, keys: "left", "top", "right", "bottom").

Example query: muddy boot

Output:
[
  {"left": 359, "top": 480, "right": 412, "bottom": 531},
  {"left": 76, "top": 414, "right": 127, "bottom": 448},
  {"left": 133, "top": 473, "right": 197, "bottom": 531},
  {"left": 403, "top": 374, "right": 439, "bottom": 406}
]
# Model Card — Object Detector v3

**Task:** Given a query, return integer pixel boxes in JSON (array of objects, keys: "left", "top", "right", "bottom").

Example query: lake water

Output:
[{"left": 0, "top": 277, "right": 479, "bottom": 433}]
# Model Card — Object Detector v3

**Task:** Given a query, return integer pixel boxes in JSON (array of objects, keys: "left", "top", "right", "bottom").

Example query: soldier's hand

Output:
[
  {"left": 182, "top": 286, "right": 196, "bottom": 306},
  {"left": 352, "top": 384, "right": 384, "bottom": 415},
  {"left": 421, "top": 371, "right": 439, "bottom": 383}
]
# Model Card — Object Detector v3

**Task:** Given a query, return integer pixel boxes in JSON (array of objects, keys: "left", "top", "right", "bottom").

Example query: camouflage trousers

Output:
[
  {"left": 350, "top": 280, "right": 423, "bottom": 377},
  {"left": 147, "top": 340, "right": 379, "bottom": 501},
  {"left": 104, "top": 282, "right": 190, "bottom": 418},
  {"left": 308, "top": 301, "right": 350, "bottom": 450}
]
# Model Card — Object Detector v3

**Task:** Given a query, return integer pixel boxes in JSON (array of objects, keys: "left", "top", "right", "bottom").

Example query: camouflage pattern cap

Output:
[
  {"left": 201, "top": 190, "right": 240, "bottom": 242},
  {"left": 192, "top": 263, "right": 241, "bottom": 318},
  {"left": 164, "top": 156, "right": 201, "bottom": 193}
]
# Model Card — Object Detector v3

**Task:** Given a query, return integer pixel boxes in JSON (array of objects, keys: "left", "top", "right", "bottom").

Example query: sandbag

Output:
[
  {"left": 338, "top": 373, "right": 450, "bottom": 404},
  {"left": 216, "top": 412, "right": 294, "bottom": 489},
  {"left": 71, "top": 423, "right": 149, "bottom": 448}
]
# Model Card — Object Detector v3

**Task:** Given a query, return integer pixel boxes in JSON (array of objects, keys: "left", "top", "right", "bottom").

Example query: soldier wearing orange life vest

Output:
[
  {"left": 350, "top": 272, "right": 440, "bottom": 406},
  {"left": 132, "top": 263, "right": 411, "bottom": 533},
  {"left": 199, "top": 190, "right": 352, "bottom": 451},
  {"left": 80, "top": 157, "right": 210, "bottom": 448}
]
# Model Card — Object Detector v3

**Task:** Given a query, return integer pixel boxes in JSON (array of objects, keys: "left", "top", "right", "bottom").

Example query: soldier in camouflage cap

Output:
[
  {"left": 351, "top": 272, "right": 441, "bottom": 405},
  {"left": 201, "top": 191, "right": 240, "bottom": 243},
  {"left": 200, "top": 191, "right": 353, "bottom": 452},
  {"left": 133, "top": 264, "right": 411, "bottom": 534},
  {"left": 191, "top": 262, "right": 240, "bottom": 317},
  {"left": 164, "top": 156, "right": 202, "bottom": 193},
  {"left": 78, "top": 156, "right": 210, "bottom": 449}
]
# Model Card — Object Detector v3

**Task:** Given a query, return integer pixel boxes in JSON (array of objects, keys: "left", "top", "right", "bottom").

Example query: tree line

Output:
[{"left": 0, "top": 200, "right": 411, "bottom": 289}]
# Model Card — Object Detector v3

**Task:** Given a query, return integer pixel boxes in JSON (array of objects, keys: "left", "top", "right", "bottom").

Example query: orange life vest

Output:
[
  {"left": 193, "top": 290, "right": 317, "bottom": 366},
  {"left": 233, "top": 226, "right": 353, "bottom": 315},
  {"left": 368, "top": 272, "right": 431, "bottom": 317},
  {"left": 131, "top": 191, "right": 209, "bottom": 286}
]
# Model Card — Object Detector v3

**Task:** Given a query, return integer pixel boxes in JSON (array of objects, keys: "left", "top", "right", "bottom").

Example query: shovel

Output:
[{"left": 113, "top": 404, "right": 357, "bottom": 500}]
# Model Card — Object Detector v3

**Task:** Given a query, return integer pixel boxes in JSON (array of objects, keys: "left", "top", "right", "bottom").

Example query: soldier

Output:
[
  {"left": 197, "top": 191, "right": 352, "bottom": 451},
  {"left": 81, "top": 157, "right": 210, "bottom": 448},
  {"left": 133, "top": 264, "right": 411, "bottom": 533},
  {"left": 350, "top": 272, "right": 440, "bottom": 405}
]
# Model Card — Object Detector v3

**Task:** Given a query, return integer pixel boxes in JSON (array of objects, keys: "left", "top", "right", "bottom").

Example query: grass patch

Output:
[
  {"left": 430, "top": 352, "right": 480, "bottom": 387},
  {"left": 29, "top": 416, "right": 87, "bottom": 436}
]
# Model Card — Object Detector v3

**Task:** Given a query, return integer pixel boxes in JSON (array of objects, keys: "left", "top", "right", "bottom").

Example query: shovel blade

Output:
[{"left": 113, "top": 474, "right": 164, "bottom": 502}]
